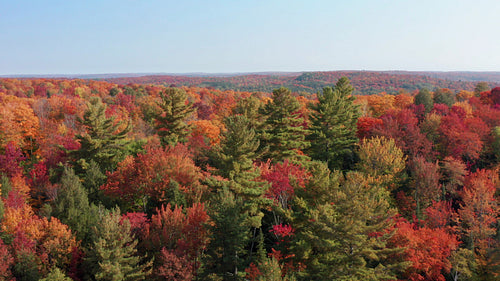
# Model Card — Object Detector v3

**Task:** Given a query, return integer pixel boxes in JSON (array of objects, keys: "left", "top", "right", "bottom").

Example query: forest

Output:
[
  {"left": 102, "top": 71, "right": 500, "bottom": 96},
  {"left": 0, "top": 76, "right": 499, "bottom": 281}
]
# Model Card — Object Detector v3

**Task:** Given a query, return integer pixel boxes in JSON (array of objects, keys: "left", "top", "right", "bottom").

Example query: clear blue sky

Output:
[{"left": 1, "top": 0, "right": 499, "bottom": 74}]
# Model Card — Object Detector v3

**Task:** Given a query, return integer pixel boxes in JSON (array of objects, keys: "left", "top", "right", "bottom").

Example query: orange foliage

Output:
[
  {"left": 0, "top": 93, "right": 40, "bottom": 151},
  {"left": 189, "top": 120, "right": 222, "bottom": 146},
  {"left": 102, "top": 143, "right": 207, "bottom": 209},
  {"left": 366, "top": 93, "right": 395, "bottom": 117},
  {"left": 394, "top": 93, "right": 414, "bottom": 110},
  {"left": 390, "top": 219, "right": 460, "bottom": 281}
]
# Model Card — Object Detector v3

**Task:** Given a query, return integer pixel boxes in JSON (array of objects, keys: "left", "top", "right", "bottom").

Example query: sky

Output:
[{"left": 1, "top": 0, "right": 500, "bottom": 75}]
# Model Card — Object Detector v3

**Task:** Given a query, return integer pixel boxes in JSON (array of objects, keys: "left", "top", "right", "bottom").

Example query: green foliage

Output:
[
  {"left": 260, "top": 87, "right": 309, "bottom": 163},
  {"left": 433, "top": 89, "right": 455, "bottom": 107},
  {"left": 12, "top": 253, "right": 41, "bottom": 281},
  {"left": 0, "top": 175, "right": 11, "bottom": 199},
  {"left": 86, "top": 208, "right": 152, "bottom": 281},
  {"left": 0, "top": 199, "right": 4, "bottom": 222},
  {"left": 292, "top": 169, "right": 405, "bottom": 280},
  {"left": 357, "top": 136, "right": 407, "bottom": 190},
  {"left": 257, "top": 256, "right": 296, "bottom": 281},
  {"left": 212, "top": 115, "right": 271, "bottom": 228},
  {"left": 51, "top": 166, "right": 99, "bottom": 245},
  {"left": 232, "top": 95, "right": 265, "bottom": 129},
  {"left": 215, "top": 115, "right": 261, "bottom": 178},
  {"left": 450, "top": 248, "right": 476, "bottom": 281},
  {"left": 474, "top": 81, "right": 490, "bottom": 95},
  {"left": 202, "top": 187, "right": 250, "bottom": 280},
  {"left": 155, "top": 87, "right": 195, "bottom": 146},
  {"left": 71, "top": 96, "right": 131, "bottom": 174},
  {"left": 414, "top": 88, "right": 433, "bottom": 113},
  {"left": 493, "top": 127, "right": 500, "bottom": 164},
  {"left": 82, "top": 160, "right": 107, "bottom": 204},
  {"left": 40, "top": 267, "right": 72, "bottom": 281},
  {"left": 308, "top": 77, "right": 361, "bottom": 171}
]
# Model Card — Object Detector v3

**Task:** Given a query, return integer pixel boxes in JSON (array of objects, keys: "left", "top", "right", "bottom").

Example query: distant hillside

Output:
[
  {"left": 104, "top": 71, "right": 500, "bottom": 95},
  {"left": 3, "top": 71, "right": 499, "bottom": 95}
]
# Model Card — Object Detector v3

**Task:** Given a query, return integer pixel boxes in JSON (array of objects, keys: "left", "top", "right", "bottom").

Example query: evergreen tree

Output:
[
  {"left": 82, "top": 160, "right": 107, "bottom": 204},
  {"left": 292, "top": 165, "right": 406, "bottom": 280},
  {"left": 155, "top": 87, "right": 195, "bottom": 146},
  {"left": 70, "top": 96, "right": 131, "bottom": 174},
  {"left": 86, "top": 208, "right": 152, "bottom": 281},
  {"left": 414, "top": 88, "right": 433, "bottom": 113},
  {"left": 232, "top": 95, "right": 265, "bottom": 130},
  {"left": 259, "top": 87, "right": 309, "bottom": 163},
  {"left": 212, "top": 115, "right": 271, "bottom": 228},
  {"left": 12, "top": 253, "right": 41, "bottom": 281},
  {"left": 51, "top": 166, "right": 99, "bottom": 245},
  {"left": 40, "top": 267, "right": 72, "bottom": 281},
  {"left": 202, "top": 187, "right": 250, "bottom": 281},
  {"left": 308, "top": 77, "right": 361, "bottom": 171}
]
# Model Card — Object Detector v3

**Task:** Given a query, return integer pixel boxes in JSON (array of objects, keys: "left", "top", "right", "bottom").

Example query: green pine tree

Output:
[
  {"left": 232, "top": 95, "right": 265, "bottom": 131},
  {"left": 51, "top": 166, "right": 99, "bottom": 246},
  {"left": 202, "top": 187, "right": 250, "bottom": 281},
  {"left": 82, "top": 160, "right": 107, "bottom": 204},
  {"left": 12, "top": 253, "right": 41, "bottom": 281},
  {"left": 70, "top": 96, "right": 131, "bottom": 174},
  {"left": 308, "top": 77, "right": 361, "bottom": 171},
  {"left": 292, "top": 165, "right": 406, "bottom": 280},
  {"left": 154, "top": 87, "right": 195, "bottom": 146},
  {"left": 86, "top": 208, "right": 152, "bottom": 281},
  {"left": 40, "top": 267, "right": 72, "bottom": 281},
  {"left": 259, "top": 87, "right": 309, "bottom": 163},
  {"left": 212, "top": 115, "right": 271, "bottom": 228}
]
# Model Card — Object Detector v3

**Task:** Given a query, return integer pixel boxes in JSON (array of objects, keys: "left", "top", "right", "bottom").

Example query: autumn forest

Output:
[{"left": 0, "top": 75, "right": 499, "bottom": 281}]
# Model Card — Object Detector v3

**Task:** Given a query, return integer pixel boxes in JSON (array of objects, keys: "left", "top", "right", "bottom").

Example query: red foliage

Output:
[
  {"left": 389, "top": 219, "right": 460, "bottom": 281},
  {"left": 155, "top": 248, "right": 193, "bottom": 281},
  {"left": 373, "top": 109, "right": 433, "bottom": 159},
  {"left": 479, "top": 87, "right": 500, "bottom": 106},
  {"left": 121, "top": 212, "right": 149, "bottom": 239},
  {"left": 260, "top": 160, "right": 309, "bottom": 209},
  {"left": 68, "top": 247, "right": 84, "bottom": 281},
  {"left": 409, "top": 156, "right": 442, "bottom": 212},
  {"left": 356, "top": 116, "right": 383, "bottom": 139},
  {"left": 0, "top": 141, "right": 25, "bottom": 178},
  {"left": 457, "top": 169, "right": 498, "bottom": 253},
  {"left": 270, "top": 224, "right": 295, "bottom": 246},
  {"left": 245, "top": 262, "right": 262, "bottom": 281},
  {"left": 439, "top": 110, "right": 483, "bottom": 161},
  {"left": 395, "top": 191, "right": 417, "bottom": 219},
  {"left": 0, "top": 238, "right": 14, "bottom": 281},
  {"left": 431, "top": 103, "right": 450, "bottom": 116},
  {"left": 102, "top": 143, "right": 206, "bottom": 209},
  {"left": 144, "top": 203, "right": 209, "bottom": 275},
  {"left": 28, "top": 161, "right": 57, "bottom": 208},
  {"left": 177, "top": 203, "right": 210, "bottom": 260},
  {"left": 424, "top": 201, "right": 453, "bottom": 229},
  {"left": 5, "top": 188, "right": 27, "bottom": 209}
]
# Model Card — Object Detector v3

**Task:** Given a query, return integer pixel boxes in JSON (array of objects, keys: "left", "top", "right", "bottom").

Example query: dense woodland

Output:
[
  {"left": 103, "top": 71, "right": 500, "bottom": 95},
  {"left": 0, "top": 77, "right": 499, "bottom": 281}
]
